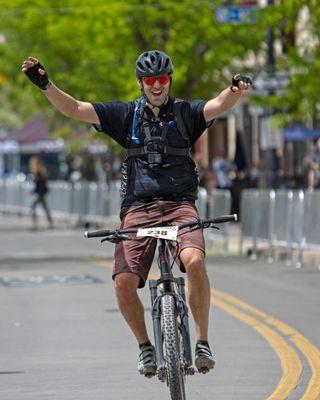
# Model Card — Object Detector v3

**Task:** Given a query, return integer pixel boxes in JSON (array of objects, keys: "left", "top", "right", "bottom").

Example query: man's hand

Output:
[
  {"left": 204, "top": 74, "right": 252, "bottom": 121},
  {"left": 230, "top": 74, "right": 252, "bottom": 93},
  {"left": 22, "top": 56, "right": 50, "bottom": 90}
]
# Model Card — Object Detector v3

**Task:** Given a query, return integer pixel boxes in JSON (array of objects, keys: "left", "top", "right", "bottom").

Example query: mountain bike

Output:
[{"left": 85, "top": 214, "right": 237, "bottom": 400}]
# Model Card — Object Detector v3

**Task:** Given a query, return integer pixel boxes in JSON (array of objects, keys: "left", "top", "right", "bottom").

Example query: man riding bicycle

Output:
[{"left": 22, "top": 50, "right": 251, "bottom": 377}]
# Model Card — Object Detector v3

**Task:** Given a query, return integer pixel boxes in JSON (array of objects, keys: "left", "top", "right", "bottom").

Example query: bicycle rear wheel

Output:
[{"left": 161, "top": 294, "right": 186, "bottom": 400}]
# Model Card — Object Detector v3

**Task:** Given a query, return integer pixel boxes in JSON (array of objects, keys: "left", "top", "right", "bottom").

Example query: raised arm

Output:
[
  {"left": 22, "top": 57, "right": 99, "bottom": 124},
  {"left": 203, "top": 74, "right": 252, "bottom": 122}
]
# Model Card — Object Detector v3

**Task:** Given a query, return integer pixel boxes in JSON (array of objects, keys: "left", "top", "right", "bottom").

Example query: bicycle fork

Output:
[
  {"left": 176, "top": 277, "right": 194, "bottom": 374},
  {"left": 149, "top": 279, "right": 194, "bottom": 379},
  {"left": 149, "top": 280, "right": 166, "bottom": 381}
]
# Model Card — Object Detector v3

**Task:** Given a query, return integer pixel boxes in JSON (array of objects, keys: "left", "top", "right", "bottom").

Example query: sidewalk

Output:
[
  {"left": 0, "top": 214, "right": 115, "bottom": 262},
  {"left": 1, "top": 213, "right": 319, "bottom": 268}
]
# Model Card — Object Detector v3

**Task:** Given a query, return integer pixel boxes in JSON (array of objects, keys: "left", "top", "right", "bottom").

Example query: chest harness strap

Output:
[{"left": 127, "top": 99, "right": 190, "bottom": 162}]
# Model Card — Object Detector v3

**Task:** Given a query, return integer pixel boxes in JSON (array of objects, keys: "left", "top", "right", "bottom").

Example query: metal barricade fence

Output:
[
  {"left": 107, "top": 181, "right": 122, "bottom": 216},
  {"left": 0, "top": 180, "right": 33, "bottom": 214},
  {"left": 70, "top": 182, "right": 90, "bottom": 220},
  {"left": 196, "top": 188, "right": 232, "bottom": 254},
  {"left": 2, "top": 180, "right": 318, "bottom": 265},
  {"left": 240, "top": 189, "right": 320, "bottom": 268},
  {"left": 0, "top": 179, "right": 122, "bottom": 224},
  {"left": 47, "top": 181, "right": 73, "bottom": 218},
  {"left": 87, "top": 182, "right": 100, "bottom": 217},
  {"left": 21, "top": 182, "right": 34, "bottom": 212},
  {"left": 302, "top": 191, "right": 320, "bottom": 260},
  {"left": 239, "top": 189, "right": 259, "bottom": 258},
  {"left": 4, "top": 180, "right": 24, "bottom": 213},
  {"left": 272, "top": 190, "right": 293, "bottom": 263},
  {"left": 195, "top": 187, "right": 207, "bottom": 219},
  {"left": 0, "top": 180, "right": 233, "bottom": 253},
  {"left": 0, "top": 180, "right": 5, "bottom": 206}
]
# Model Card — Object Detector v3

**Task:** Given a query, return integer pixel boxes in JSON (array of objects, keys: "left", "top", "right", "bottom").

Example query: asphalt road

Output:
[{"left": 0, "top": 214, "right": 319, "bottom": 400}]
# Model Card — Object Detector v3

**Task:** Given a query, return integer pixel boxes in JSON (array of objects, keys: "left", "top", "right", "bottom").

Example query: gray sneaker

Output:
[
  {"left": 137, "top": 343, "right": 157, "bottom": 378},
  {"left": 195, "top": 342, "right": 215, "bottom": 373}
]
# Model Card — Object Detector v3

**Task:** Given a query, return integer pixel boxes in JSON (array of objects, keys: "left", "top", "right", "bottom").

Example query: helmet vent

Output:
[
  {"left": 135, "top": 50, "right": 173, "bottom": 77},
  {"left": 137, "top": 62, "right": 144, "bottom": 70}
]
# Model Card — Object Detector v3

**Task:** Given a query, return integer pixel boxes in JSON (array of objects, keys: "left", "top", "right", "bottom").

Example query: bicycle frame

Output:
[
  {"left": 149, "top": 238, "right": 193, "bottom": 380},
  {"left": 84, "top": 213, "right": 238, "bottom": 389}
]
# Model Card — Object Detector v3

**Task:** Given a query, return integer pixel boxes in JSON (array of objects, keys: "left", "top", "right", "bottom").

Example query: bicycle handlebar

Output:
[
  {"left": 84, "top": 227, "right": 138, "bottom": 239},
  {"left": 84, "top": 214, "right": 237, "bottom": 240}
]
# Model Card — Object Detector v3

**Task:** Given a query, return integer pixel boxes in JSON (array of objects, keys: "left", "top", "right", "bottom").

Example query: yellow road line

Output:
[
  {"left": 215, "top": 289, "right": 320, "bottom": 400},
  {"left": 213, "top": 296, "right": 302, "bottom": 400},
  {"left": 92, "top": 262, "right": 307, "bottom": 399},
  {"left": 149, "top": 271, "right": 302, "bottom": 399}
]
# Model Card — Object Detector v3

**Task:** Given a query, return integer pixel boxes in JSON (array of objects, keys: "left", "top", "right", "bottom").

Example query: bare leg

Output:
[
  {"left": 180, "top": 248, "right": 211, "bottom": 341},
  {"left": 40, "top": 196, "right": 53, "bottom": 226},
  {"left": 31, "top": 196, "right": 39, "bottom": 228},
  {"left": 114, "top": 272, "right": 150, "bottom": 344}
]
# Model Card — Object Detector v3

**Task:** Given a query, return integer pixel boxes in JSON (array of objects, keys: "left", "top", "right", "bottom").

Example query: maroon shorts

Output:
[{"left": 113, "top": 201, "right": 205, "bottom": 288}]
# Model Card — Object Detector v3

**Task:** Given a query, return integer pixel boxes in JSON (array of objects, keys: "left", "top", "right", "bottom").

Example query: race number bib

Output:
[{"left": 137, "top": 226, "right": 178, "bottom": 241}]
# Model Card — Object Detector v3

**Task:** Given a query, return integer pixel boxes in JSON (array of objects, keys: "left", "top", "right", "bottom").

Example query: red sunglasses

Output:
[{"left": 142, "top": 75, "right": 170, "bottom": 86}]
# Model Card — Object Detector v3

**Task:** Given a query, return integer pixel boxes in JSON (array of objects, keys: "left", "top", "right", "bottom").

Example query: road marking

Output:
[
  {"left": 148, "top": 270, "right": 302, "bottom": 399},
  {"left": 147, "top": 268, "right": 302, "bottom": 398},
  {"left": 213, "top": 295, "right": 302, "bottom": 400},
  {"left": 215, "top": 289, "right": 320, "bottom": 400},
  {"left": 92, "top": 262, "right": 319, "bottom": 399}
]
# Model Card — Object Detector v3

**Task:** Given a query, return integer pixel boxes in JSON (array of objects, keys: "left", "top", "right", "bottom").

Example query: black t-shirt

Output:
[
  {"left": 33, "top": 173, "right": 48, "bottom": 196},
  {"left": 93, "top": 97, "right": 212, "bottom": 207}
]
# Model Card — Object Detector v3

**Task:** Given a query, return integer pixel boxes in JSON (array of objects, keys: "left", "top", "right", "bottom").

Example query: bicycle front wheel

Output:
[{"left": 161, "top": 294, "right": 186, "bottom": 400}]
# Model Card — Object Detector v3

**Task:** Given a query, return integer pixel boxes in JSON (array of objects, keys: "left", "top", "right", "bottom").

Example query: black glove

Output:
[
  {"left": 231, "top": 75, "right": 252, "bottom": 91},
  {"left": 24, "top": 61, "right": 50, "bottom": 90}
]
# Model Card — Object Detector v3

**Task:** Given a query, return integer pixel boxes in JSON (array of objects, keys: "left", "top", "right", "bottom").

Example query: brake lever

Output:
[
  {"left": 190, "top": 224, "right": 201, "bottom": 232},
  {"left": 100, "top": 234, "right": 140, "bottom": 244},
  {"left": 190, "top": 222, "right": 219, "bottom": 231},
  {"left": 101, "top": 235, "right": 118, "bottom": 243}
]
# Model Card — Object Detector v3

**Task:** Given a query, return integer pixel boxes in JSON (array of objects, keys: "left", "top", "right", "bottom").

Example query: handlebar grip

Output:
[
  {"left": 84, "top": 229, "right": 112, "bottom": 238},
  {"left": 212, "top": 214, "right": 238, "bottom": 223}
]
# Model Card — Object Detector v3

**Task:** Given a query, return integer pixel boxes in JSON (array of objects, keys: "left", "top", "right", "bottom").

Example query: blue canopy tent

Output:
[{"left": 282, "top": 124, "right": 320, "bottom": 141}]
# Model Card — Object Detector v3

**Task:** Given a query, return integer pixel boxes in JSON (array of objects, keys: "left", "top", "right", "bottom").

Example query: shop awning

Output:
[
  {"left": 282, "top": 124, "right": 320, "bottom": 142},
  {"left": 9, "top": 115, "right": 64, "bottom": 153}
]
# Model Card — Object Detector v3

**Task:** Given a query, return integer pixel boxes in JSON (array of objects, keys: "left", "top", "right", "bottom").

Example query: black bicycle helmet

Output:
[{"left": 135, "top": 50, "right": 173, "bottom": 78}]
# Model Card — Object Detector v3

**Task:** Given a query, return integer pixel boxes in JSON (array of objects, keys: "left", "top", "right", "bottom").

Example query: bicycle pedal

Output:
[
  {"left": 199, "top": 367, "right": 209, "bottom": 374},
  {"left": 145, "top": 372, "right": 156, "bottom": 379}
]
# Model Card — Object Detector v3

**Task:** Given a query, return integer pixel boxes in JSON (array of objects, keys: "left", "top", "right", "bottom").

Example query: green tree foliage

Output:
[
  {"left": 0, "top": 0, "right": 261, "bottom": 130},
  {"left": 253, "top": 0, "right": 320, "bottom": 127},
  {"left": 1, "top": 0, "right": 318, "bottom": 137}
]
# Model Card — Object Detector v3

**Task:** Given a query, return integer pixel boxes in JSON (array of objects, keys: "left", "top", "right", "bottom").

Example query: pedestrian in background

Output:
[
  {"left": 29, "top": 155, "right": 53, "bottom": 230},
  {"left": 212, "top": 147, "right": 235, "bottom": 190}
]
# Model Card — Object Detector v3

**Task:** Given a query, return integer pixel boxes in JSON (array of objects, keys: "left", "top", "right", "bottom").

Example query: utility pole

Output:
[
  {"left": 265, "top": 0, "right": 278, "bottom": 188},
  {"left": 266, "top": 0, "right": 275, "bottom": 75}
]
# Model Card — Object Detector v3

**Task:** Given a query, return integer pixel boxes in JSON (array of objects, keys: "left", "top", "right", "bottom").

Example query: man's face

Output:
[{"left": 138, "top": 75, "right": 170, "bottom": 107}]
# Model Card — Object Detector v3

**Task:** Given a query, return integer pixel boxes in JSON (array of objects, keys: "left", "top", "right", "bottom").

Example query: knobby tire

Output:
[{"left": 161, "top": 294, "right": 186, "bottom": 400}]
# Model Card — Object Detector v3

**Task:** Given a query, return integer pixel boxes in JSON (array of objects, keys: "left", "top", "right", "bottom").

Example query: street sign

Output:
[
  {"left": 253, "top": 73, "right": 290, "bottom": 94},
  {"left": 215, "top": 6, "right": 257, "bottom": 24}
]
